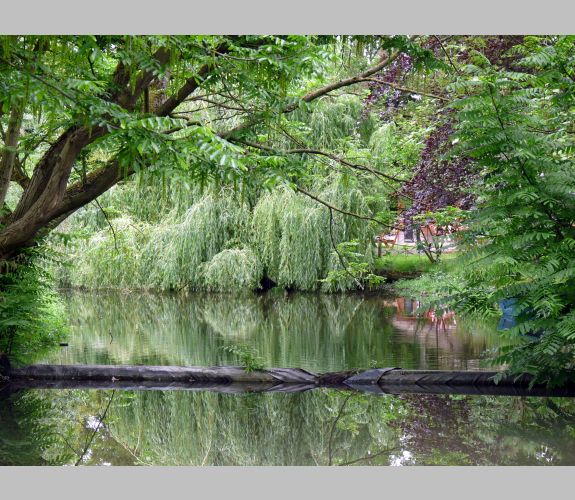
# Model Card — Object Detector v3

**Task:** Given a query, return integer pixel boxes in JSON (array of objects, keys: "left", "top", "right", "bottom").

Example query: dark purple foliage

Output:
[
  {"left": 363, "top": 53, "right": 414, "bottom": 120},
  {"left": 399, "top": 117, "right": 477, "bottom": 222},
  {"left": 362, "top": 38, "right": 524, "bottom": 223},
  {"left": 363, "top": 37, "right": 525, "bottom": 120},
  {"left": 458, "top": 35, "right": 525, "bottom": 69}
]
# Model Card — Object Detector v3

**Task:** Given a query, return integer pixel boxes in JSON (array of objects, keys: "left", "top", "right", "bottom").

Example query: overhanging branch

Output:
[
  {"left": 296, "top": 186, "right": 398, "bottom": 230},
  {"left": 239, "top": 139, "right": 407, "bottom": 184},
  {"left": 220, "top": 51, "right": 400, "bottom": 139}
]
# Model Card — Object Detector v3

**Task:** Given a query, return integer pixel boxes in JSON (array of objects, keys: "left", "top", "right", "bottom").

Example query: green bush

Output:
[
  {"left": 0, "top": 256, "right": 67, "bottom": 364},
  {"left": 202, "top": 248, "right": 264, "bottom": 292}
]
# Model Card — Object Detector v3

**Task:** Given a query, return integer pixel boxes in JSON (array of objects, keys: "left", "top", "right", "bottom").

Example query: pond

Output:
[
  {"left": 1, "top": 291, "right": 575, "bottom": 465},
  {"left": 46, "top": 291, "right": 503, "bottom": 371}
]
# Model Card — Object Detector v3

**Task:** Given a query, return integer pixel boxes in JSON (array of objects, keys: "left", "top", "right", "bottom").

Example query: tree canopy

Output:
[{"left": 1, "top": 34, "right": 575, "bottom": 384}]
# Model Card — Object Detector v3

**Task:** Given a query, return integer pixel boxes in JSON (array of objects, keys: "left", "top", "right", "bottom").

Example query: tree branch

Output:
[
  {"left": 293, "top": 52, "right": 400, "bottom": 110},
  {"left": 296, "top": 186, "right": 397, "bottom": 230},
  {"left": 11, "top": 157, "right": 30, "bottom": 190},
  {"left": 93, "top": 198, "right": 119, "bottom": 253},
  {"left": 110, "top": 47, "right": 170, "bottom": 112},
  {"left": 9, "top": 125, "right": 106, "bottom": 223},
  {"left": 433, "top": 35, "right": 462, "bottom": 76},
  {"left": 359, "top": 77, "right": 450, "bottom": 102},
  {"left": 155, "top": 43, "right": 230, "bottom": 117},
  {"left": 53, "top": 160, "right": 133, "bottom": 223},
  {"left": 239, "top": 139, "right": 407, "bottom": 184},
  {"left": 75, "top": 390, "right": 116, "bottom": 466},
  {"left": 220, "top": 51, "right": 400, "bottom": 139}
]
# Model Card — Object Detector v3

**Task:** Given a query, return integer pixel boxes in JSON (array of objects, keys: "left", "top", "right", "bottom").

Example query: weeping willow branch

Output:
[
  {"left": 328, "top": 207, "right": 364, "bottom": 290},
  {"left": 295, "top": 186, "right": 398, "bottom": 230}
]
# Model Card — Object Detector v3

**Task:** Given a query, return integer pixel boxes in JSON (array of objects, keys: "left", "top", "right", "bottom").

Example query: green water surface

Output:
[{"left": 2, "top": 291, "right": 574, "bottom": 466}]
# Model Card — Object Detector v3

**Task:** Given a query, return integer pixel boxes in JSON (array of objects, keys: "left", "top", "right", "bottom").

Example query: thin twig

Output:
[
  {"left": 0, "top": 55, "right": 78, "bottom": 103},
  {"left": 55, "top": 432, "right": 82, "bottom": 457},
  {"left": 271, "top": 124, "right": 413, "bottom": 196},
  {"left": 239, "top": 138, "right": 407, "bottom": 184},
  {"left": 338, "top": 446, "right": 400, "bottom": 466},
  {"left": 328, "top": 393, "right": 353, "bottom": 466},
  {"left": 360, "top": 77, "right": 450, "bottom": 102},
  {"left": 93, "top": 199, "right": 119, "bottom": 253},
  {"left": 296, "top": 186, "right": 398, "bottom": 230},
  {"left": 75, "top": 390, "right": 116, "bottom": 466},
  {"left": 433, "top": 35, "right": 462, "bottom": 76}
]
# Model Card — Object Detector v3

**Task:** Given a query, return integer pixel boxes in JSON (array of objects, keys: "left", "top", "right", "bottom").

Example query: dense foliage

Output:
[
  {"left": 401, "top": 36, "right": 575, "bottom": 384},
  {"left": 0, "top": 254, "right": 66, "bottom": 363},
  {"left": 55, "top": 174, "right": 380, "bottom": 292},
  {"left": 1, "top": 35, "right": 574, "bottom": 382},
  {"left": 451, "top": 36, "right": 575, "bottom": 383}
]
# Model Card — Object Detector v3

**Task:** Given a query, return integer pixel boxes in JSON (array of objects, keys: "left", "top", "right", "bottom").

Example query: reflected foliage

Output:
[
  {"left": 48, "top": 291, "right": 503, "bottom": 372},
  {"left": 3, "top": 387, "right": 575, "bottom": 466}
]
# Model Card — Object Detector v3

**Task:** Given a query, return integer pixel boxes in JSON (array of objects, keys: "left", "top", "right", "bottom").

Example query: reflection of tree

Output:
[
  {"left": 327, "top": 392, "right": 352, "bottom": 465},
  {"left": 3, "top": 388, "right": 575, "bottom": 465},
  {"left": 0, "top": 389, "right": 133, "bottom": 466},
  {"left": 396, "top": 395, "right": 575, "bottom": 465},
  {"left": 75, "top": 390, "right": 116, "bottom": 466},
  {"left": 51, "top": 291, "right": 502, "bottom": 372},
  {"left": 106, "top": 389, "right": 406, "bottom": 466}
]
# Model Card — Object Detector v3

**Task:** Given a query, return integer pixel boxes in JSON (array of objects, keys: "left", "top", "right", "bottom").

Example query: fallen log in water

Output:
[
  {"left": 8, "top": 364, "right": 318, "bottom": 384},
  {"left": 3, "top": 363, "right": 575, "bottom": 397}
]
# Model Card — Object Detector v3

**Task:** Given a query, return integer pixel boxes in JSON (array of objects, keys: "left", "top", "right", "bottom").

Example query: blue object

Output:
[
  {"left": 498, "top": 298, "right": 544, "bottom": 338},
  {"left": 498, "top": 298, "right": 518, "bottom": 331}
]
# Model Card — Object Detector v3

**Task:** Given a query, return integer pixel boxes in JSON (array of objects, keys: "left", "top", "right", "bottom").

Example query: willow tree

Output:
[{"left": 0, "top": 35, "right": 436, "bottom": 264}]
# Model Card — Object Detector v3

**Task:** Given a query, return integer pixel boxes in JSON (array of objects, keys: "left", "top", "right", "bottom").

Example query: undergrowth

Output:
[{"left": 0, "top": 253, "right": 67, "bottom": 364}]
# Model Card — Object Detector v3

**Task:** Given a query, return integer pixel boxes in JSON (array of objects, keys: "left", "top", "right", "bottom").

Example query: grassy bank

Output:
[{"left": 374, "top": 253, "right": 457, "bottom": 281}]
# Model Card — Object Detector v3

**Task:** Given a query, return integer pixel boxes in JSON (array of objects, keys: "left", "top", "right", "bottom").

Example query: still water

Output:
[
  {"left": 1, "top": 291, "right": 575, "bottom": 465},
  {"left": 47, "top": 291, "right": 502, "bottom": 371}
]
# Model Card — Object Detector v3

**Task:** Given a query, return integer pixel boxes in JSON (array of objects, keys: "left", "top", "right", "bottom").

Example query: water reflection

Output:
[
  {"left": 47, "top": 291, "right": 502, "bottom": 371},
  {"left": 2, "top": 388, "right": 575, "bottom": 466},
  {"left": 1, "top": 291, "right": 553, "bottom": 466}
]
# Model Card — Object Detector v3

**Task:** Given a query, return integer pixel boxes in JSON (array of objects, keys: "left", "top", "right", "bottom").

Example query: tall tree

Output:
[{"left": 0, "top": 35, "right": 427, "bottom": 262}]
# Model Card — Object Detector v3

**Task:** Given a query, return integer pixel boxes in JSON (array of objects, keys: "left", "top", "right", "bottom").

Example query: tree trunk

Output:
[
  {"left": 0, "top": 126, "right": 106, "bottom": 260},
  {"left": 0, "top": 105, "right": 24, "bottom": 207}
]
